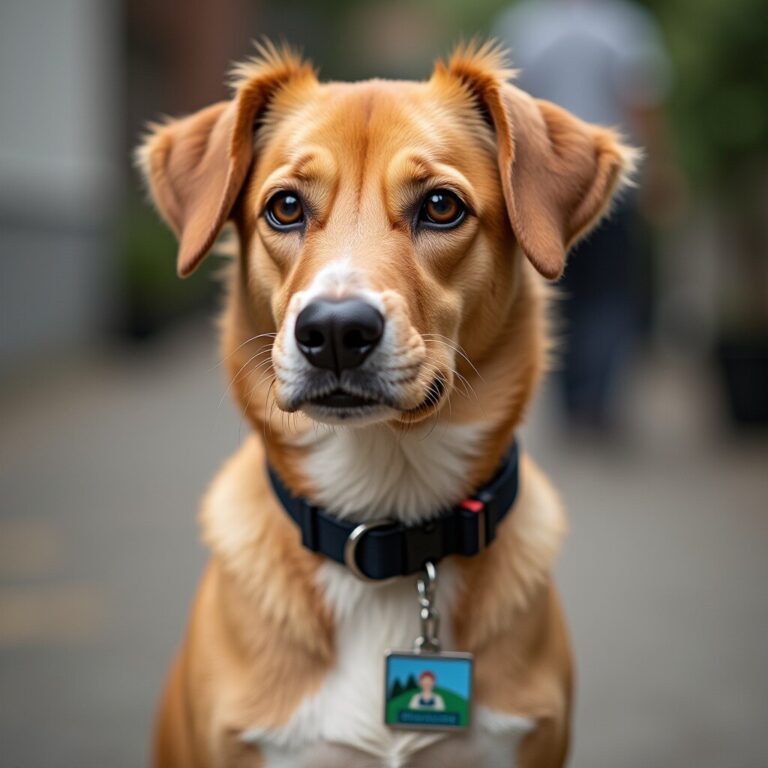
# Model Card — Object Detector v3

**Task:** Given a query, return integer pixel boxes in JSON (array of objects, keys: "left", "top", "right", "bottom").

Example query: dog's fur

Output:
[{"left": 138, "top": 41, "right": 633, "bottom": 768}]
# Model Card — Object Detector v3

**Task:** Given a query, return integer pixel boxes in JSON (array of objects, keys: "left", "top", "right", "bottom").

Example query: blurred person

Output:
[{"left": 495, "top": 0, "right": 675, "bottom": 432}]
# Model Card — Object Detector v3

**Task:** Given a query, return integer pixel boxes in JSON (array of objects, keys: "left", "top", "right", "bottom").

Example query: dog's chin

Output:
[
  {"left": 295, "top": 377, "right": 448, "bottom": 428},
  {"left": 290, "top": 386, "right": 394, "bottom": 426},
  {"left": 299, "top": 388, "right": 399, "bottom": 426},
  {"left": 301, "top": 400, "right": 396, "bottom": 427}
]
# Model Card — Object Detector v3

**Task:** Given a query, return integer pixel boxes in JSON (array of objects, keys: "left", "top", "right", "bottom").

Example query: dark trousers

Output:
[{"left": 557, "top": 200, "right": 640, "bottom": 428}]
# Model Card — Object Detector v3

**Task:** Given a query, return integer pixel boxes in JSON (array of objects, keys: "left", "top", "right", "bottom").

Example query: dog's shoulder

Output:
[
  {"left": 453, "top": 453, "right": 567, "bottom": 648},
  {"left": 447, "top": 455, "right": 570, "bottom": 755},
  {"left": 200, "top": 436, "right": 334, "bottom": 656}
]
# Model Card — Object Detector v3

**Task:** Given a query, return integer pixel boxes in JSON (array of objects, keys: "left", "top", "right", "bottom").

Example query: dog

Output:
[{"left": 137, "top": 41, "right": 633, "bottom": 768}]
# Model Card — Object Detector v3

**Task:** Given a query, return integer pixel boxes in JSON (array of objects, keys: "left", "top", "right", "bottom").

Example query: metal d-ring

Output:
[{"left": 344, "top": 518, "right": 396, "bottom": 583}]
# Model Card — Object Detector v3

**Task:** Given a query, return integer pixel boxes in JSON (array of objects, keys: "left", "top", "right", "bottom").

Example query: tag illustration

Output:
[{"left": 384, "top": 651, "right": 473, "bottom": 731}]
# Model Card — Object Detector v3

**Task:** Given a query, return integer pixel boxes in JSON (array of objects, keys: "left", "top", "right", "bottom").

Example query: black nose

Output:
[{"left": 294, "top": 298, "right": 385, "bottom": 374}]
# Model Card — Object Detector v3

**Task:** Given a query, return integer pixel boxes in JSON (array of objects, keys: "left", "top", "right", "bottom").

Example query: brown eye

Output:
[
  {"left": 265, "top": 192, "right": 304, "bottom": 230},
  {"left": 419, "top": 190, "right": 466, "bottom": 229}
]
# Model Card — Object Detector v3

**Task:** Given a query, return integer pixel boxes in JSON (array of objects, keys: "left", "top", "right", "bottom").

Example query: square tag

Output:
[{"left": 384, "top": 650, "right": 473, "bottom": 731}]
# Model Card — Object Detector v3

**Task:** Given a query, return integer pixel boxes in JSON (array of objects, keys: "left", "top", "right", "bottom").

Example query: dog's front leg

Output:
[
  {"left": 515, "top": 716, "right": 570, "bottom": 768},
  {"left": 153, "top": 651, "right": 202, "bottom": 768}
]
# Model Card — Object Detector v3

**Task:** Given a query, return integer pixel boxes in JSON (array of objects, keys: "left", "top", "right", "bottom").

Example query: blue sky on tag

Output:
[{"left": 386, "top": 655, "right": 472, "bottom": 697}]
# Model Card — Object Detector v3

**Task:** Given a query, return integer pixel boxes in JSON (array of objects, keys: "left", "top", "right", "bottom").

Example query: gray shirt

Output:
[{"left": 494, "top": 0, "right": 670, "bottom": 135}]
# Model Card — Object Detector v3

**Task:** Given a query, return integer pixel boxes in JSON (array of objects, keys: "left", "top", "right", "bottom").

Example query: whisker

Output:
[
  {"left": 263, "top": 379, "right": 277, "bottom": 439},
  {"left": 238, "top": 371, "right": 274, "bottom": 443},
  {"left": 421, "top": 334, "right": 484, "bottom": 382},
  {"left": 220, "top": 345, "right": 274, "bottom": 406},
  {"left": 420, "top": 343, "right": 479, "bottom": 401},
  {"left": 212, "top": 332, "right": 276, "bottom": 371}
]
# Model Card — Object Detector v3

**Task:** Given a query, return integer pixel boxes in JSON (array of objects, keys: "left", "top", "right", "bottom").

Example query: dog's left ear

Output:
[
  {"left": 136, "top": 44, "right": 316, "bottom": 277},
  {"left": 436, "top": 45, "right": 636, "bottom": 279}
]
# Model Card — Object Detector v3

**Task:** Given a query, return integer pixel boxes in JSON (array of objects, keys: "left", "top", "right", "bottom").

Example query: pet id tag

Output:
[{"left": 384, "top": 561, "right": 474, "bottom": 732}]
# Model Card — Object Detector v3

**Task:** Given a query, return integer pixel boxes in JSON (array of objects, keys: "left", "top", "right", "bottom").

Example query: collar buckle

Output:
[{"left": 344, "top": 518, "right": 397, "bottom": 584}]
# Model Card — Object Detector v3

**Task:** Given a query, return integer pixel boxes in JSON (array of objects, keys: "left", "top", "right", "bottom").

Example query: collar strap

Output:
[{"left": 267, "top": 440, "right": 520, "bottom": 582}]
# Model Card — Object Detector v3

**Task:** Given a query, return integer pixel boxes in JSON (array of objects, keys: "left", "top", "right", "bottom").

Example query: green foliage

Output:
[
  {"left": 117, "top": 191, "right": 220, "bottom": 335},
  {"left": 120, "top": 194, "right": 179, "bottom": 302},
  {"left": 641, "top": 0, "right": 768, "bottom": 196}
]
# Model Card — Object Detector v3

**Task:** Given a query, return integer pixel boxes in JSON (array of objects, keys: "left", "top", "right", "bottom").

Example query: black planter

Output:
[{"left": 716, "top": 335, "right": 768, "bottom": 426}]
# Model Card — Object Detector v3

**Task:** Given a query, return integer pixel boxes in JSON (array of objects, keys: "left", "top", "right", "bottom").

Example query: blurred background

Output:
[{"left": 1, "top": 0, "right": 766, "bottom": 765}]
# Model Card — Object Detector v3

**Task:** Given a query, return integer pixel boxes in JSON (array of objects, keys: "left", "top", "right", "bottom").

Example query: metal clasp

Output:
[
  {"left": 414, "top": 561, "right": 441, "bottom": 653},
  {"left": 344, "top": 518, "right": 396, "bottom": 584}
]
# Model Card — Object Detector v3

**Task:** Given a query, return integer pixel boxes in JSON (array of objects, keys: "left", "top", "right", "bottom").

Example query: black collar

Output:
[{"left": 267, "top": 440, "right": 520, "bottom": 581}]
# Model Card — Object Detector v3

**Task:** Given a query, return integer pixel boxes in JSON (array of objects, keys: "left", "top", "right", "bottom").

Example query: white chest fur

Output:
[
  {"left": 298, "top": 422, "right": 489, "bottom": 524},
  {"left": 241, "top": 563, "right": 534, "bottom": 767}
]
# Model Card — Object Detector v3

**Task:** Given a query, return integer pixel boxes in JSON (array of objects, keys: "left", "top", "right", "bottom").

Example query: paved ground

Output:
[{"left": 1, "top": 321, "right": 766, "bottom": 767}]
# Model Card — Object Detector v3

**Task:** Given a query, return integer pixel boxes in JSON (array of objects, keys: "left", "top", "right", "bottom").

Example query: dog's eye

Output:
[
  {"left": 265, "top": 192, "right": 305, "bottom": 230},
  {"left": 419, "top": 190, "right": 466, "bottom": 229}
]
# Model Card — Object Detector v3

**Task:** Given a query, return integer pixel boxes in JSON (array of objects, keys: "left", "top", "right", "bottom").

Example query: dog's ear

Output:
[
  {"left": 136, "top": 44, "right": 315, "bottom": 277},
  {"left": 435, "top": 43, "right": 636, "bottom": 279},
  {"left": 496, "top": 90, "right": 636, "bottom": 279}
]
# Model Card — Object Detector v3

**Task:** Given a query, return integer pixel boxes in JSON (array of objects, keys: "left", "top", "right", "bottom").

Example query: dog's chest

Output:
[
  {"left": 239, "top": 422, "right": 535, "bottom": 764},
  {"left": 241, "top": 564, "right": 535, "bottom": 767}
]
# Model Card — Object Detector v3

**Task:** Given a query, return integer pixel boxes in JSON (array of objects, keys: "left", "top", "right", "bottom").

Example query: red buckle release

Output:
[{"left": 459, "top": 498, "right": 485, "bottom": 514}]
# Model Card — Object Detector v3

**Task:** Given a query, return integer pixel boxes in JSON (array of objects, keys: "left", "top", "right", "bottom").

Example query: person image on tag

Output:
[{"left": 408, "top": 671, "right": 446, "bottom": 711}]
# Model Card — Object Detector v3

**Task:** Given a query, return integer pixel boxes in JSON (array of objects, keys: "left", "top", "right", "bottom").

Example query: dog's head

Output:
[{"left": 138, "top": 42, "right": 634, "bottom": 429}]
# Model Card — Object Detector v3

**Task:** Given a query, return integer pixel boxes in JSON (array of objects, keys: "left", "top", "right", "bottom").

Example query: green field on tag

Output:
[{"left": 386, "top": 687, "right": 470, "bottom": 727}]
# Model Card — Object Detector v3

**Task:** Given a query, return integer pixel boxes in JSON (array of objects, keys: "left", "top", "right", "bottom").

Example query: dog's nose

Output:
[{"left": 295, "top": 298, "right": 384, "bottom": 374}]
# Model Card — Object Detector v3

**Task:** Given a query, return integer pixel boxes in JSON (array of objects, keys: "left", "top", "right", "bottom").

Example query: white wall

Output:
[{"left": 0, "top": 0, "right": 119, "bottom": 374}]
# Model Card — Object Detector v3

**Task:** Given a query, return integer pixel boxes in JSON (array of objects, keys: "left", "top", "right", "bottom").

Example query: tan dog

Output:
[{"left": 138, "top": 41, "right": 633, "bottom": 768}]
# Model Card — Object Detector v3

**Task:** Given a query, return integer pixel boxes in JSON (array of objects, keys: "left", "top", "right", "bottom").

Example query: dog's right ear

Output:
[
  {"left": 135, "top": 44, "right": 315, "bottom": 277},
  {"left": 434, "top": 42, "right": 636, "bottom": 280}
]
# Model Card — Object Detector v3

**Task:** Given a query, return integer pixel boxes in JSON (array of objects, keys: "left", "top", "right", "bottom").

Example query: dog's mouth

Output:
[
  {"left": 302, "top": 387, "right": 390, "bottom": 424},
  {"left": 308, "top": 389, "right": 383, "bottom": 409},
  {"left": 300, "top": 376, "right": 446, "bottom": 424}
]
